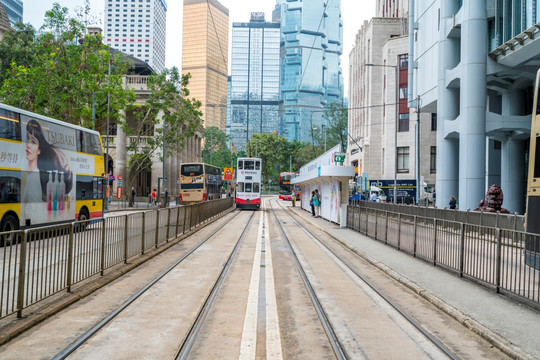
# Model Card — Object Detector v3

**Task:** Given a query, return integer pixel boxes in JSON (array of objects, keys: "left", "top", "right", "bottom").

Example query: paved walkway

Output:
[{"left": 289, "top": 203, "right": 540, "bottom": 360}]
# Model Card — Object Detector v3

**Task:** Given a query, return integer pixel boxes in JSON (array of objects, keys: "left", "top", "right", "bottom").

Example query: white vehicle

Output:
[{"left": 235, "top": 157, "right": 261, "bottom": 210}]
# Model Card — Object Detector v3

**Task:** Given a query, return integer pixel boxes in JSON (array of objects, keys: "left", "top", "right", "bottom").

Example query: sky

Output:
[{"left": 23, "top": 0, "right": 376, "bottom": 94}]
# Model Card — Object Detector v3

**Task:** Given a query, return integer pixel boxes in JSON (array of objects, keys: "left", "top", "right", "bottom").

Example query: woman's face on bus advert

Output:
[{"left": 26, "top": 130, "right": 40, "bottom": 164}]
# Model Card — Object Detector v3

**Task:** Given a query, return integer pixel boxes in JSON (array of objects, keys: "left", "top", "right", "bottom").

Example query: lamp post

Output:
[{"left": 365, "top": 62, "right": 399, "bottom": 204}]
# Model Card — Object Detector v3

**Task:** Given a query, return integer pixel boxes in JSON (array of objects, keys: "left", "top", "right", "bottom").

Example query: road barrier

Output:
[
  {"left": 347, "top": 205, "right": 540, "bottom": 307},
  {"left": 0, "top": 198, "right": 233, "bottom": 319}
]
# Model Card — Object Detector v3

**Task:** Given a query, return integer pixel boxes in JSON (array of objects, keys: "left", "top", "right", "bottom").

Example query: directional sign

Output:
[
  {"left": 334, "top": 153, "right": 345, "bottom": 163},
  {"left": 223, "top": 167, "right": 233, "bottom": 181}
]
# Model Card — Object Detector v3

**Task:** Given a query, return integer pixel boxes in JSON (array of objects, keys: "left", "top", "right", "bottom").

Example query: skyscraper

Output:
[
  {"left": 1, "top": 0, "right": 22, "bottom": 27},
  {"left": 229, "top": 12, "right": 280, "bottom": 151},
  {"left": 182, "top": 0, "right": 229, "bottom": 131},
  {"left": 103, "top": 0, "right": 167, "bottom": 72},
  {"left": 273, "top": 0, "right": 344, "bottom": 143}
]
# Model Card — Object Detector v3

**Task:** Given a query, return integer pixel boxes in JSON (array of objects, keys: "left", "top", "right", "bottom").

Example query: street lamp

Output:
[{"left": 365, "top": 62, "right": 399, "bottom": 204}]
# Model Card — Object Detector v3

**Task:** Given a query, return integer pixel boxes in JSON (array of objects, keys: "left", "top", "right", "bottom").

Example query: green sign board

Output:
[{"left": 334, "top": 153, "right": 345, "bottom": 163}]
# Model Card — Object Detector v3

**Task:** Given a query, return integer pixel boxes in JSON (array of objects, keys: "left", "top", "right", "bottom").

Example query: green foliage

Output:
[
  {"left": 0, "top": 3, "right": 134, "bottom": 131},
  {"left": 202, "top": 126, "right": 233, "bottom": 169},
  {"left": 313, "top": 102, "right": 349, "bottom": 152}
]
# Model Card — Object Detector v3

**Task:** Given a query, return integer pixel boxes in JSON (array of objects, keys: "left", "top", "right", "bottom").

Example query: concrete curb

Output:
[
  {"left": 288, "top": 206, "right": 534, "bottom": 360},
  {"left": 0, "top": 207, "right": 236, "bottom": 346}
]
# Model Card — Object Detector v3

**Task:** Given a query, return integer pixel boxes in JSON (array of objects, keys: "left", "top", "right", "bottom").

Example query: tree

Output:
[
  {"left": 124, "top": 69, "right": 203, "bottom": 181},
  {"left": 246, "top": 133, "right": 290, "bottom": 184},
  {"left": 202, "top": 126, "right": 233, "bottom": 169},
  {"left": 0, "top": 3, "right": 134, "bottom": 132},
  {"left": 314, "top": 102, "right": 349, "bottom": 152}
]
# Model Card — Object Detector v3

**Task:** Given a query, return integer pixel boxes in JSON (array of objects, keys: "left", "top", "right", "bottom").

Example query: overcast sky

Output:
[{"left": 23, "top": 0, "right": 376, "bottom": 94}]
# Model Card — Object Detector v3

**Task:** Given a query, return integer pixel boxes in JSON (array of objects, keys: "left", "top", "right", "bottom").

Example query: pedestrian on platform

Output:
[
  {"left": 151, "top": 188, "right": 157, "bottom": 206},
  {"left": 310, "top": 191, "right": 316, "bottom": 216},
  {"left": 131, "top": 187, "right": 135, "bottom": 207},
  {"left": 314, "top": 189, "right": 321, "bottom": 217},
  {"left": 370, "top": 192, "right": 378, "bottom": 202},
  {"left": 449, "top": 196, "right": 457, "bottom": 209},
  {"left": 164, "top": 188, "right": 169, "bottom": 207}
]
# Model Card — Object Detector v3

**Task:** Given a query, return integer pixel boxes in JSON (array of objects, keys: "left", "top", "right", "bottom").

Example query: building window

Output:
[
  {"left": 399, "top": 54, "right": 408, "bottom": 69},
  {"left": 431, "top": 113, "right": 437, "bottom": 131},
  {"left": 430, "top": 146, "right": 436, "bottom": 174},
  {"left": 397, "top": 147, "right": 409, "bottom": 173},
  {"left": 398, "top": 113, "right": 409, "bottom": 132}
]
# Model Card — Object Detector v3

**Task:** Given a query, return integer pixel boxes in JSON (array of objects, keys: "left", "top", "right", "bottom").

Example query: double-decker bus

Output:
[
  {"left": 278, "top": 172, "right": 300, "bottom": 200},
  {"left": 0, "top": 103, "right": 106, "bottom": 234},
  {"left": 236, "top": 157, "right": 261, "bottom": 209},
  {"left": 179, "top": 163, "right": 222, "bottom": 204}
]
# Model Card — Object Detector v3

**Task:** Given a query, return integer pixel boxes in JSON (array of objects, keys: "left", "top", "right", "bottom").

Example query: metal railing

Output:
[
  {"left": 350, "top": 200, "right": 525, "bottom": 231},
  {"left": 0, "top": 198, "right": 233, "bottom": 319},
  {"left": 347, "top": 205, "right": 540, "bottom": 306}
]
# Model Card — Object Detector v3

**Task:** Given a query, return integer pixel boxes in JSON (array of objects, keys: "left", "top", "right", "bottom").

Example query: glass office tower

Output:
[
  {"left": 273, "top": 0, "right": 344, "bottom": 143},
  {"left": 1, "top": 0, "right": 22, "bottom": 26},
  {"left": 229, "top": 12, "right": 280, "bottom": 151}
]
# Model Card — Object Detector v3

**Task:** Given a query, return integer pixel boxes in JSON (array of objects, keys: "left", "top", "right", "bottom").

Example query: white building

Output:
[
  {"left": 410, "top": 0, "right": 539, "bottom": 213},
  {"left": 348, "top": 1, "right": 436, "bottom": 202},
  {"left": 103, "top": 0, "right": 167, "bottom": 72}
]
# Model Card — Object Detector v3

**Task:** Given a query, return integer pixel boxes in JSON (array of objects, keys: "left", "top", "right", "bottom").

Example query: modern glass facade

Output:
[
  {"left": 488, "top": 0, "right": 540, "bottom": 51},
  {"left": 229, "top": 13, "right": 280, "bottom": 151},
  {"left": 273, "top": 0, "right": 344, "bottom": 143},
  {"left": 1, "top": 0, "right": 22, "bottom": 26}
]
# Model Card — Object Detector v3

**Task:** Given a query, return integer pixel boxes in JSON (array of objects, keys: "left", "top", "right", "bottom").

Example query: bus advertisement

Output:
[
  {"left": 0, "top": 103, "right": 105, "bottom": 233},
  {"left": 236, "top": 157, "right": 261, "bottom": 209},
  {"left": 179, "top": 163, "right": 222, "bottom": 204},
  {"left": 278, "top": 172, "right": 300, "bottom": 200}
]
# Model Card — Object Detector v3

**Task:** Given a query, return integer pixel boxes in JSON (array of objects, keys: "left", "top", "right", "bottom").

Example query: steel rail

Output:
[
  {"left": 53, "top": 210, "right": 244, "bottom": 360},
  {"left": 276, "top": 200, "right": 459, "bottom": 360},
  {"left": 268, "top": 200, "right": 348, "bottom": 360},
  {"left": 175, "top": 210, "right": 256, "bottom": 360}
]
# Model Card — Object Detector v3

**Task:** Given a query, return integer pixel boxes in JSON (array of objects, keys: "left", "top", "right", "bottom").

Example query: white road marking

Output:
[
  {"left": 264, "top": 209, "right": 283, "bottom": 360},
  {"left": 239, "top": 210, "right": 264, "bottom": 359}
]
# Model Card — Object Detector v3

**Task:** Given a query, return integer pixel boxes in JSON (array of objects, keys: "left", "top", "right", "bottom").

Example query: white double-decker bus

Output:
[{"left": 235, "top": 157, "right": 261, "bottom": 210}]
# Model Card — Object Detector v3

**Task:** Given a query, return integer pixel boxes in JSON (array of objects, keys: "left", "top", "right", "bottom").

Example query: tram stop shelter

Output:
[{"left": 291, "top": 145, "right": 355, "bottom": 227}]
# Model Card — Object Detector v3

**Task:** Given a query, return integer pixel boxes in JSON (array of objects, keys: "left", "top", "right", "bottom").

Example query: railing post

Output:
[
  {"left": 67, "top": 224, "right": 74, "bottom": 292},
  {"left": 100, "top": 217, "right": 106, "bottom": 276},
  {"left": 16, "top": 230, "right": 28, "bottom": 318},
  {"left": 413, "top": 215, "right": 417, "bottom": 257},
  {"left": 155, "top": 209, "right": 160, "bottom": 248},
  {"left": 459, "top": 223, "right": 465, "bottom": 277},
  {"left": 397, "top": 213, "right": 402, "bottom": 250},
  {"left": 385, "top": 210, "right": 389, "bottom": 244},
  {"left": 433, "top": 219, "right": 438, "bottom": 266},
  {"left": 166, "top": 208, "right": 171, "bottom": 242},
  {"left": 374, "top": 210, "right": 378, "bottom": 240},
  {"left": 175, "top": 205, "right": 181, "bottom": 237},
  {"left": 141, "top": 212, "right": 146, "bottom": 255},
  {"left": 124, "top": 215, "right": 129, "bottom": 264},
  {"left": 495, "top": 228, "right": 502, "bottom": 293},
  {"left": 183, "top": 206, "right": 189, "bottom": 233}
]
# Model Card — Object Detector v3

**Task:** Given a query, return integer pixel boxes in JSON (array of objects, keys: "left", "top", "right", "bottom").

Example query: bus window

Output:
[
  {"left": 77, "top": 130, "right": 102, "bottom": 155},
  {"left": 245, "top": 161, "right": 254, "bottom": 170},
  {"left": 237, "top": 182, "right": 244, "bottom": 192},
  {"left": 0, "top": 171, "right": 21, "bottom": 203},
  {"left": 76, "top": 175, "right": 94, "bottom": 200},
  {"left": 181, "top": 164, "right": 203, "bottom": 176},
  {"left": 254, "top": 183, "right": 260, "bottom": 193},
  {"left": 0, "top": 109, "right": 20, "bottom": 141},
  {"left": 535, "top": 136, "right": 540, "bottom": 178},
  {"left": 255, "top": 161, "right": 260, "bottom": 170},
  {"left": 245, "top": 182, "right": 252, "bottom": 192},
  {"left": 238, "top": 161, "right": 243, "bottom": 170}
]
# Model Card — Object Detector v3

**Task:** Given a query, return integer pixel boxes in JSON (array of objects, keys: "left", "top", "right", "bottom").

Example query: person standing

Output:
[
  {"left": 164, "top": 188, "right": 169, "bottom": 207},
  {"left": 449, "top": 196, "right": 457, "bottom": 209},
  {"left": 314, "top": 189, "right": 321, "bottom": 217},
  {"left": 131, "top": 187, "right": 135, "bottom": 207},
  {"left": 151, "top": 188, "right": 156, "bottom": 206},
  {"left": 310, "top": 191, "right": 316, "bottom": 216}
]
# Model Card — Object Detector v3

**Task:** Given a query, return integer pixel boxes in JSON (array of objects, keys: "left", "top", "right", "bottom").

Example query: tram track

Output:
[
  {"left": 52, "top": 209, "right": 255, "bottom": 360},
  {"left": 270, "top": 199, "right": 460, "bottom": 360}
]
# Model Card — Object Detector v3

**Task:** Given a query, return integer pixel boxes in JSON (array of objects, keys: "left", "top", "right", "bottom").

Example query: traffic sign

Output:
[
  {"left": 223, "top": 167, "right": 233, "bottom": 181},
  {"left": 334, "top": 153, "right": 345, "bottom": 163},
  {"left": 117, "top": 174, "right": 123, "bottom": 181}
]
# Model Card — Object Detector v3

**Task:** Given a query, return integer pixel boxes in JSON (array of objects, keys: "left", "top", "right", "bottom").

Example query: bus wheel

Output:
[
  {"left": 78, "top": 208, "right": 89, "bottom": 231},
  {"left": 0, "top": 214, "right": 19, "bottom": 247}
]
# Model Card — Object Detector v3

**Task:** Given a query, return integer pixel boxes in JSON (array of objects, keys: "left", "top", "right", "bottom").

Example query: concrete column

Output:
[
  {"left": 501, "top": 139, "right": 525, "bottom": 213},
  {"left": 486, "top": 139, "right": 501, "bottom": 188},
  {"left": 458, "top": 0, "right": 487, "bottom": 211},
  {"left": 436, "top": 2, "right": 460, "bottom": 208},
  {"left": 116, "top": 109, "right": 127, "bottom": 180}
]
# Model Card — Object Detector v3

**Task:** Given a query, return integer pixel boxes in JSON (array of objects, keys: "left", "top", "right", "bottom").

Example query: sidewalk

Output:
[{"left": 289, "top": 204, "right": 540, "bottom": 360}]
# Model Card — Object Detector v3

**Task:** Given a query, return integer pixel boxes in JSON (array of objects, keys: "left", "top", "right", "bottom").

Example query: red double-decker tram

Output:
[{"left": 278, "top": 172, "right": 299, "bottom": 200}]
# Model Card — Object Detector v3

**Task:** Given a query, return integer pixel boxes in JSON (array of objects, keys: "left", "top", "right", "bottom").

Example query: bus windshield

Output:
[{"left": 181, "top": 164, "right": 203, "bottom": 176}]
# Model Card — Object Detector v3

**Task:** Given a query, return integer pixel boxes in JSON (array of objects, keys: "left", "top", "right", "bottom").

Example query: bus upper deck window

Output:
[
  {"left": 256, "top": 161, "right": 260, "bottom": 170},
  {"left": 245, "top": 161, "right": 254, "bottom": 170},
  {"left": 0, "top": 110, "right": 20, "bottom": 141},
  {"left": 238, "top": 161, "right": 243, "bottom": 169}
]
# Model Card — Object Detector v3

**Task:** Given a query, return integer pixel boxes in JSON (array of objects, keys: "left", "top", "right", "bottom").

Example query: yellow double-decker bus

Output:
[
  {"left": 0, "top": 103, "right": 106, "bottom": 235},
  {"left": 179, "top": 163, "right": 222, "bottom": 204}
]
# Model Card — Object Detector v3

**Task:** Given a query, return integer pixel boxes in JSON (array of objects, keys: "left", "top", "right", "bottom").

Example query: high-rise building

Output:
[
  {"left": 273, "top": 0, "right": 344, "bottom": 143},
  {"left": 229, "top": 12, "right": 280, "bottom": 151},
  {"left": 0, "top": 2, "right": 10, "bottom": 41},
  {"left": 103, "top": 0, "right": 167, "bottom": 72},
  {"left": 182, "top": 0, "right": 229, "bottom": 131},
  {"left": 411, "top": 0, "right": 540, "bottom": 213},
  {"left": 1, "top": 0, "right": 22, "bottom": 27}
]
